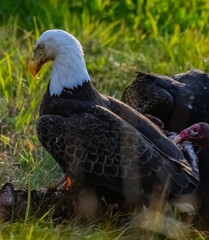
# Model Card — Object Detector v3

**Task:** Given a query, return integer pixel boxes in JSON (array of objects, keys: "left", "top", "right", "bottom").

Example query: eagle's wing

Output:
[{"left": 37, "top": 105, "right": 197, "bottom": 203}]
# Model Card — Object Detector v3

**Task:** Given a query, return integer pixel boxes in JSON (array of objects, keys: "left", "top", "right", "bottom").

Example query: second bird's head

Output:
[{"left": 174, "top": 122, "right": 209, "bottom": 151}]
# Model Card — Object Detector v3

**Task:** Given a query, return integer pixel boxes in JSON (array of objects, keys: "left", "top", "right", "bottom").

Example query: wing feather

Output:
[{"left": 37, "top": 106, "right": 197, "bottom": 202}]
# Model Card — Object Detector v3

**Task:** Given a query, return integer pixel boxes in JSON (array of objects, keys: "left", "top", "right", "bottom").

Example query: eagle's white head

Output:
[{"left": 28, "top": 30, "right": 90, "bottom": 96}]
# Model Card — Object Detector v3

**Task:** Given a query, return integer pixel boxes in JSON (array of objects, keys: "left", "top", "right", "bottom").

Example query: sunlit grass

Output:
[{"left": 1, "top": 0, "right": 209, "bottom": 239}]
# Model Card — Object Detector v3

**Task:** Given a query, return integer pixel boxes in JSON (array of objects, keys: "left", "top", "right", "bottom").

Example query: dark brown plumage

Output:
[
  {"left": 121, "top": 70, "right": 209, "bottom": 132},
  {"left": 0, "top": 182, "right": 107, "bottom": 222},
  {"left": 37, "top": 81, "right": 198, "bottom": 207},
  {"left": 0, "top": 183, "right": 67, "bottom": 221},
  {"left": 28, "top": 30, "right": 198, "bottom": 211}
]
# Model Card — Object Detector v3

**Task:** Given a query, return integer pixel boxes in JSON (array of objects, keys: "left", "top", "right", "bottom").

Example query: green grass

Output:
[
  {"left": 0, "top": 221, "right": 120, "bottom": 240},
  {"left": 1, "top": 0, "right": 209, "bottom": 239}
]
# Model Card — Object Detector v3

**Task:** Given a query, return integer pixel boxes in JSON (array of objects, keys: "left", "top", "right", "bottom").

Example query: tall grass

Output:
[{"left": 0, "top": 0, "right": 209, "bottom": 239}]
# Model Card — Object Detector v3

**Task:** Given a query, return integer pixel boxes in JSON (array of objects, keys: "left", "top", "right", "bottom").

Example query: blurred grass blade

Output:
[
  {"left": 33, "top": 17, "right": 40, "bottom": 40},
  {"left": 26, "top": 225, "right": 33, "bottom": 240},
  {"left": 0, "top": 135, "right": 10, "bottom": 145},
  {"left": 24, "top": 177, "right": 31, "bottom": 224}
]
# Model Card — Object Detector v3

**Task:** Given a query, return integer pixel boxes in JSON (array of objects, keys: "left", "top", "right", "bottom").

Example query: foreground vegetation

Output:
[{"left": 1, "top": 0, "right": 209, "bottom": 239}]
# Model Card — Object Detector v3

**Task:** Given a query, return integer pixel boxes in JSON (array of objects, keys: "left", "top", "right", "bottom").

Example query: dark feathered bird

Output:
[
  {"left": 174, "top": 122, "right": 209, "bottom": 229},
  {"left": 121, "top": 70, "right": 209, "bottom": 132},
  {"left": 0, "top": 182, "right": 67, "bottom": 221},
  {"left": 28, "top": 30, "right": 198, "bottom": 209},
  {"left": 0, "top": 183, "right": 106, "bottom": 222}
]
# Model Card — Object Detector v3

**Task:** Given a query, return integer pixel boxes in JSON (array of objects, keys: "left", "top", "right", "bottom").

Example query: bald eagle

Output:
[{"left": 28, "top": 30, "right": 198, "bottom": 209}]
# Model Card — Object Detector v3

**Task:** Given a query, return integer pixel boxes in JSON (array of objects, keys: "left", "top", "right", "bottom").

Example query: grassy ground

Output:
[{"left": 1, "top": 0, "right": 209, "bottom": 239}]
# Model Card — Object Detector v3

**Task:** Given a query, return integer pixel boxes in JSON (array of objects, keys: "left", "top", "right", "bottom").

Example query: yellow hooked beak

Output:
[{"left": 28, "top": 59, "right": 41, "bottom": 79}]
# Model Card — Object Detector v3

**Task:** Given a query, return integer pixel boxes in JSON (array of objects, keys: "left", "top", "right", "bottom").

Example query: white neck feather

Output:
[{"left": 50, "top": 47, "right": 90, "bottom": 96}]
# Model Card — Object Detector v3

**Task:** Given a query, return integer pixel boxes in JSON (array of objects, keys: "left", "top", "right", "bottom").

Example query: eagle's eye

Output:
[{"left": 37, "top": 44, "right": 44, "bottom": 51}]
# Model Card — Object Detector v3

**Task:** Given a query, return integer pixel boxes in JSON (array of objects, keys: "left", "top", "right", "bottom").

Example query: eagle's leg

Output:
[
  {"left": 66, "top": 175, "right": 72, "bottom": 191},
  {"left": 56, "top": 175, "right": 72, "bottom": 191}
]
